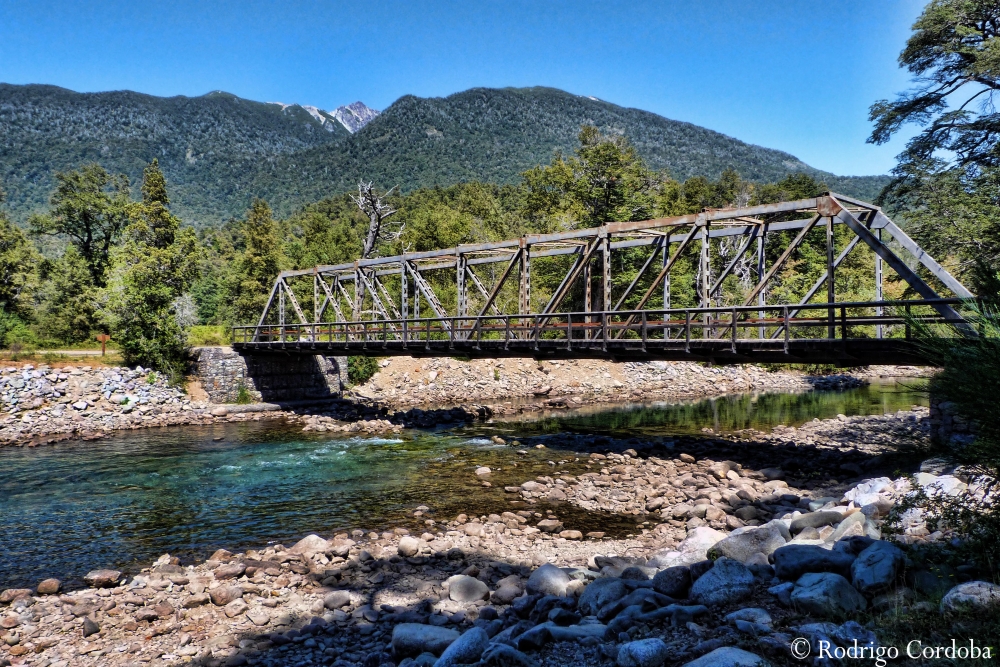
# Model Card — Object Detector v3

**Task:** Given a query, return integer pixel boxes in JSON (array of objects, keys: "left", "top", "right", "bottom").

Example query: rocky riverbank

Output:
[{"left": 3, "top": 407, "right": 995, "bottom": 667}]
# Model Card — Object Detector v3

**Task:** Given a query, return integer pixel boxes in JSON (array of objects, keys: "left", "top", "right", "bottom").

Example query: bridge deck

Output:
[{"left": 232, "top": 298, "right": 965, "bottom": 366}]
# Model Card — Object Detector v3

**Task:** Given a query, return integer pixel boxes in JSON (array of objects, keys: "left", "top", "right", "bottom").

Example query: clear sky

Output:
[{"left": 0, "top": 0, "right": 925, "bottom": 176}]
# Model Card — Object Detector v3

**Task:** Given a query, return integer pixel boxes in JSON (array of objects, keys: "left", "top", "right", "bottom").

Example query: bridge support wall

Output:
[{"left": 193, "top": 346, "right": 347, "bottom": 404}]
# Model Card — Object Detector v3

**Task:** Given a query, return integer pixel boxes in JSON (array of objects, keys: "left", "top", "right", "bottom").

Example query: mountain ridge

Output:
[{"left": 0, "top": 82, "right": 888, "bottom": 226}]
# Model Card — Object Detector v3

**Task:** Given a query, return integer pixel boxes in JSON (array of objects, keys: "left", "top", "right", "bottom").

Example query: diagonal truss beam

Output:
[
  {"left": 476, "top": 250, "right": 521, "bottom": 318},
  {"left": 709, "top": 225, "right": 759, "bottom": 297},
  {"left": 741, "top": 215, "right": 821, "bottom": 308}
]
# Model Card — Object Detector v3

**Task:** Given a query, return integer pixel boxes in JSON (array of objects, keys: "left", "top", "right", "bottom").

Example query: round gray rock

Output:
[
  {"left": 940, "top": 581, "right": 1000, "bottom": 614},
  {"left": 398, "top": 536, "right": 422, "bottom": 557},
  {"left": 652, "top": 567, "right": 691, "bottom": 598},
  {"left": 617, "top": 638, "right": 670, "bottom": 667},
  {"left": 690, "top": 558, "right": 754, "bottom": 606},
  {"left": 392, "top": 623, "right": 460, "bottom": 658},
  {"left": 434, "top": 627, "right": 489, "bottom": 667},
  {"left": 681, "top": 647, "right": 772, "bottom": 667},
  {"left": 851, "top": 541, "right": 904, "bottom": 595},
  {"left": 323, "top": 590, "right": 352, "bottom": 609},
  {"left": 447, "top": 575, "right": 490, "bottom": 603},
  {"left": 708, "top": 524, "right": 787, "bottom": 562},
  {"left": 579, "top": 577, "right": 628, "bottom": 615},
  {"left": 791, "top": 573, "right": 867, "bottom": 617},
  {"left": 526, "top": 563, "right": 571, "bottom": 597}
]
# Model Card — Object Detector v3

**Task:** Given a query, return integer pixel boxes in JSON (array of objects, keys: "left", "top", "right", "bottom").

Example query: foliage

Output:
[
  {"left": 886, "top": 299, "right": 1000, "bottom": 572},
  {"left": 0, "top": 84, "right": 886, "bottom": 227},
  {"left": 0, "top": 188, "right": 38, "bottom": 318},
  {"left": 104, "top": 160, "right": 200, "bottom": 376},
  {"left": 869, "top": 0, "right": 1000, "bottom": 175},
  {"left": 34, "top": 246, "right": 100, "bottom": 345},
  {"left": 347, "top": 356, "right": 380, "bottom": 386},
  {"left": 234, "top": 382, "right": 253, "bottom": 404},
  {"left": 28, "top": 164, "right": 132, "bottom": 286},
  {"left": 187, "top": 325, "right": 230, "bottom": 346},
  {"left": 225, "top": 199, "right": 285, "bottom": 325}
]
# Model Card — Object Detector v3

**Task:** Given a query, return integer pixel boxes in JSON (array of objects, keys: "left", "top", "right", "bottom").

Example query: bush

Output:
[
  {"left": 188, "top": 325, "right": 230, "bottom": 346},
  {"left": 891, "top": 298, "right": 1000, "bottom": 573},
  {"left": 347, "top": 356, "right": 380, "bottom": 385}
]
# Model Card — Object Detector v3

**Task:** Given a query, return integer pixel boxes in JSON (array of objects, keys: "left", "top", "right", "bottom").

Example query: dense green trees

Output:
[
  {"left": 870, "top": 0, "right": 1000, "bottom": 281},
  {"left": 225, "top": 199, "right": 285, "bottom": 326},
  {"left": 105, "top": 160, "right": 200, "bottom": 375}
]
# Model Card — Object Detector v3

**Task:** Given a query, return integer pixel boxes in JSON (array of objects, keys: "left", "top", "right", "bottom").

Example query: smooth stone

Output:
[
  {"left": 209, "top": 586, "right": 244, "bottom": 606},
  {"left": 768, "top": 582, "right": 794, "bottom": 606},
  {"left": 617, "top": 638, "right": 670, "bottom": 667},
  {"left": 288, "top": 534, "right": 330, "bottom": 555},
  {"left": 491, "top": 584, "right": 522, "bottom": 605},
  {"left": 83, "top": 569, "right": 121, "bottom": 588},
  {"left": 324, "top": 590, "right": 352, "bottom": 609},
  {"left": 772, "top": 545, "right": 856, "bottom": 580},
  {"left": 724, "top": 608, "right": 772, "bottom": 626},
  {"left": 790, "top": 511, "right": 843, "bottom": 533},
  {"left": 652, "top": 566, "right": 691, "bottom": 598},
  {"left": 434, "top": 627, "right": 489, "bottom": 667},
  {"left": 447, "top": 575, "right": 490, "bottom": 603},
  {"left": 791, "top": 573, "right": 867, "bottom": 617},
  {"left": 82, "top": 617, "right": 99, "bottom": 638},
  {"left": 392, "top": 624, "right": 460, "bottom": 658},
  {"left": 536, "top": 519, "right": 563, "bottom": 533},
  {"left": 829, "top": 512, "right": 866, "bottom": 542},
  {"left": 35, "top": 579, "right": 61, "bottom": 595},
  {"left": 479, "top": 644, "right": 539, "bottom": 667},
  {"left": 224, "top": 599, "right": 248, "bottom": 618},
  {"left": 681, "top": 647, "right": 772, "bottom": 667},
  {"left": 579, "top": 577, "right": 628, "bottom": 616},
  {"left": 690, "top": 558, "right": 754, "bottom": 606},
  {"left": 398, "top": 536, "right": 422, "bottom": 557},
  {"left": 708, "top": 524, "right": 786, "bottom": 562},
  {"left": 648, "top": 527, "right": 725, "bottom": 568},
  {"left": 851, "top": 541, "right": 904, "bottom": 595},
  {"left": 0, "top": 590, "right": 31, "bottom": 604},
  {"left": 526, "top": 564, "right": 570, "bottom": 597},
  {"left": 940, "top": 581, "right": 1000, "bottom": 614}
]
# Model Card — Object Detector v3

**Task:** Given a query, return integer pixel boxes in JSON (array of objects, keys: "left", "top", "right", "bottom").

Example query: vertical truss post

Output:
[
  {"left": 279, "top": 284, "right": 285, "bottom": 328},
  {"left": 700, "top": 223, "right": 710, "bottom": 336},
  {"left": 313, "top": 271, "right": 319, "bottom": 324},
  {"left": 401, "top": 260, "right": 408, "bottom": 321},
  {"left": 353, "top": 263, "right": 362, "bottom": 321},
  {"left": 519, "top": 239, "right": 530, "bottom": 316},
  {"left": 601, "top": 232, "right": 611, "bottom": 311},
  {"left": 663, "top": 238, "right": 670, "bottom": 339},
  {"left": 826, "top": 215, "right": 835, "bottom": 339},
  {"left": 457, "top": 252, "right": 467, "bottom": 319},
  {"left": 583, "top": 261, "right": 592, "bottom": 340},
  {"left": 757, "top": 229, "right": 765, "bottom": 339},
  {"left": 875, "top": 228, "right": 883, "bottom": 339}
]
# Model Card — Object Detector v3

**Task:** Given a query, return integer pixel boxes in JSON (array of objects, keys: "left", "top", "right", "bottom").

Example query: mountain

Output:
[
  {"left": 0, "top": 83, "right": 888, "bottom": 226},
  {"left": 331, "top": 102, "right": 380, "bottom": 133}
]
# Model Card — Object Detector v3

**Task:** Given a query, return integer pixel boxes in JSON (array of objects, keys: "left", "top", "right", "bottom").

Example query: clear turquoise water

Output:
[{"left": 0, "top": 379, "right": 927, "bottom": 590}]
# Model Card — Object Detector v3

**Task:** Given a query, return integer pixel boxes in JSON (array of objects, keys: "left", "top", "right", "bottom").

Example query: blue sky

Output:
[{"left": 0, "top": 0, "right": 924, "bottom": 176}]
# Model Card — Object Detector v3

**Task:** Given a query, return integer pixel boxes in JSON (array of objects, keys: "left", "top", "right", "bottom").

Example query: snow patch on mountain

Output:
[{"left": 332, "top": 101, "right": 380, "bottom": 133}]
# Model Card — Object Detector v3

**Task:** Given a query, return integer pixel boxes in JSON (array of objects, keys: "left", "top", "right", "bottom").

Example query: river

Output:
[{"left": 0, "top": 379, "right": 927, "bottom": 591}]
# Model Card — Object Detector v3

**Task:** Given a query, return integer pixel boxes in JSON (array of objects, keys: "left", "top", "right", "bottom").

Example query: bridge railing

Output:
[{"left": 232, "top": 298, "right": 972, "bottom": 352}]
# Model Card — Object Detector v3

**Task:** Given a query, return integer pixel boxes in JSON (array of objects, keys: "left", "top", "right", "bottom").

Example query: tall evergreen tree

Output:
[
  {"left": 227, "top": 199, "right": 284, "bottom": 325},
  {"left": 105, "top": 160, "right": 200, "bottom": 375}
]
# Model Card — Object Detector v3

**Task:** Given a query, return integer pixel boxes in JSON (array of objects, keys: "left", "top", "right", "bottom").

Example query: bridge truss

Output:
[{"left": 233, "top": 193, "right": 974, "bottom": 364}]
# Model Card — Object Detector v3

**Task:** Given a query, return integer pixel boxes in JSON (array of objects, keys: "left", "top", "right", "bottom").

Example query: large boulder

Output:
[
  {"left": 434, "top": 627, "right": 489, "bottom": 667},
  {"left": 526, "top": 564, "right": 571, "bottom": 597},
  {"left": 708, "top": 524, "right": 786, "bottom": 562},
  {"left": 851, "top": 541, "right": 904, "bottom": 595},
  {"left": 398, "top": 536, "right": 422, "bottom": 557},
  {"left": 681, "top": 647, "right": 772, "bottom": 667},
  {"left": 791, "top": 573, "right": 867, "bottom": 617},
  {"left": 940, "top": 581, "right": 1000, "bottom": 614},
  {"left": 689, "top": 558, "right": 754, "bottom": 606},
  {"left": 392, "top": 624, "right": 460, "bottom": 658},
  {"left": 617, "top": 638, "right": 670, "bottom": 667},
  {"left": 772, "top": 545, "right": 855, "bottom": 580},
  {"left": 579, "top": 577, "right": 628, "bottom": 616},
  {"left": 652, "top": 567, "right": 692, "bottom": 598},
  {"left": 447, "top": 575, "right": 490, "bottom": 603},
  {"left": 648, "top": 527, "right": 726, "bottom": 568}
]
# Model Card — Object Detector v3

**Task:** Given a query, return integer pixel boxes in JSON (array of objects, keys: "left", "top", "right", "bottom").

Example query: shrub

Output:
[
  {"left": 188, "top": 325, "right": 229, "bottom": 346},
  {"left": 347, "top": 356, "right": 380, "bottom": 385}
]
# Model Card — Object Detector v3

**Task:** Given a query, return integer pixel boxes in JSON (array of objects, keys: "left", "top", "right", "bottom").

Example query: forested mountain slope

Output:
[{"left": 0, "top": 83, "right": 887, "bottom": 225}]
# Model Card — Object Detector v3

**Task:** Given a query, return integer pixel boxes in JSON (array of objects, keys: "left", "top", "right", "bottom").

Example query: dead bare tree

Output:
[{"left": 352, "top": 182, "right": 403, "bottom": 259}]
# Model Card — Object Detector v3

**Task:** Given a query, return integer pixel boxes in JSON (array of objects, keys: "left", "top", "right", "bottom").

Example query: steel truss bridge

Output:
[{"left": 233, "top": 194, "right": 974, "bottom": 365}]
